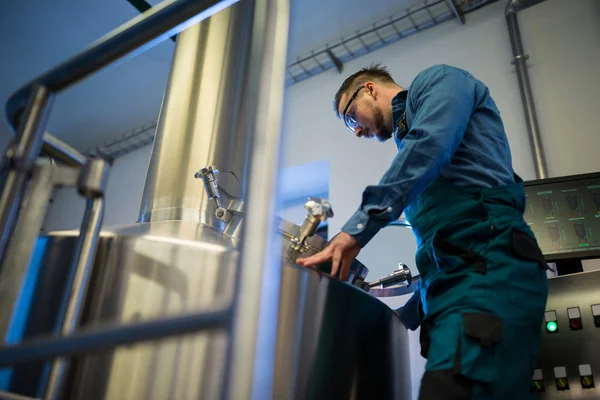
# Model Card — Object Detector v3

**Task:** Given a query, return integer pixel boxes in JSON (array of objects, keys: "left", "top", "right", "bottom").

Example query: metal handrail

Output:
[
  {"left": 0, "top": 0, "right": 240, "bottom": 365},
  {"left": 0, "top": 3, "right": 288, "bottom": 399},
  {"left": 42, "top": 133, "right": 86, "bottom": 167},
  {"left": 5, "top": 0, "right": 238, "bottom": 132},
  {"left": 0, "top": 0, "right": 238, "bottom": 276},
  {"left": 0, "top": 308, "right": 231, "bottom": 366}
]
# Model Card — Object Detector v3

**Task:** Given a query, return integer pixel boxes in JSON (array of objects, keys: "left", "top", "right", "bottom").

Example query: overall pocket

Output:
[
  {"left": 508, "top": 228, "right": 549, "bottom": 320},
  {"left": 418, "top": 312, "right": 502, "bottom": 400},
  {"left": 425, "top": 232, "right": 488, "bottom": 310},
  {"left": 431, "top": 232, "right": 487, "bottom": 275}
]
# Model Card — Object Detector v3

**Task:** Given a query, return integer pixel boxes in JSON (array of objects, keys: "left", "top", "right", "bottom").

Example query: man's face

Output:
[{"left": 339, "top": 83, "right": 393, "bottom": 142}]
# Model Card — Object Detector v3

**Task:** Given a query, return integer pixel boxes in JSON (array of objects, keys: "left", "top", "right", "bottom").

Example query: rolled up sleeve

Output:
[{"left": 342, "top": 65, "right": 476, "bottom": 247}]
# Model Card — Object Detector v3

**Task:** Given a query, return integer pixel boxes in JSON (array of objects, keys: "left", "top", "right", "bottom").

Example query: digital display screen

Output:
[{"left": 524, "top": 173, "right": 600, "bottom": 261}]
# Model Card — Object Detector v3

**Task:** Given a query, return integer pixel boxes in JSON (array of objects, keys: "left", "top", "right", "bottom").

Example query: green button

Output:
[{"left": 546, "top": 321, "right": 558, "bottom": 332}]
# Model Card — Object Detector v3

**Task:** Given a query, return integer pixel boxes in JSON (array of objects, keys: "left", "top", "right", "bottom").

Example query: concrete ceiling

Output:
[{"left": 0, "top": 0, "right": 415, "bottom": 152}]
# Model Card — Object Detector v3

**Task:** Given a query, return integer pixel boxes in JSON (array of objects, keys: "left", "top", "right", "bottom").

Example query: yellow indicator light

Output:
[
  {"left": 533, "top": 380, "right": 544, "bottom": 392},
  {"left": 556, "top": 378, "right": 569, "bottom": 390},
  {"left": 581, "top": 375, "right": 595, "bottom": 389}
]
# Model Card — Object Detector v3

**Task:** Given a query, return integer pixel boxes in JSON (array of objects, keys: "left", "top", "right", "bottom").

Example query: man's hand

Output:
[{"left": 296, "top": 232, "right": 361, "bottom": 281}]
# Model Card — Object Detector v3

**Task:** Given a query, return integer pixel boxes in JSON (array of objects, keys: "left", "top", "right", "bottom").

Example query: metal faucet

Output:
[
  {"left": 367, "top": 263, "right": 413, "bottom": 289},
  {"left": 194, "top": 166, "right": 232, "bottom": 223},
  {"left": 290, "top": 197, "right": 334, "bottom": 253}
]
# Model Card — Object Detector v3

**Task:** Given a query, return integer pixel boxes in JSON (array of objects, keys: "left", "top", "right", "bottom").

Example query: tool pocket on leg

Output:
[
  {"left": 460, "top": 312, "right": 503, "bottom": 385},
  {"left": 432, "top": 232, "right": 487, "bottom": 275},
  {"left": 418, "top": 312, "right": 502, "bottom": 400},
  {"left": 509, "top": 229, "right": 549, "bottom": 319},
  {"left": 426, "top": 232, "right": 487, "bottom": 301}
]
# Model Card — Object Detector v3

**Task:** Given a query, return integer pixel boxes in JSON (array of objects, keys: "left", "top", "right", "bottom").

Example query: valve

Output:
[
  {"left": 290, "top": 197, "right": 334, "bottom": 253},
  {"left": 368, "top": 263, "right": 412, "bottom": 289},
  {"left": 194, "top": 166, "right": 231, "bottom": 223}
]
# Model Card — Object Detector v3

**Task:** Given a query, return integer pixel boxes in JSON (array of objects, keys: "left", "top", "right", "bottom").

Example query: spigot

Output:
[
  {"left": 368, "top": 263, "right": 412, "bottom": 289},
  {"left": 290, "top": 197, "right": 334, "bottom": 252},
  {"left": 194, "top": 166, "right": 231, "bottom": 222}
]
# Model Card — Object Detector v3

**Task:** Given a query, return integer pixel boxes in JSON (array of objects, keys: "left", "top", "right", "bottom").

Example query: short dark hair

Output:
[{"left": 333, "top": 63, "right": 396, "bottom": 119}]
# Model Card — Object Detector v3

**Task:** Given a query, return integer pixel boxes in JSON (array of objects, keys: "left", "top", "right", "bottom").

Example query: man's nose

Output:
[{"left": 355, "top": 127, "right": 364, "bottom": 138}]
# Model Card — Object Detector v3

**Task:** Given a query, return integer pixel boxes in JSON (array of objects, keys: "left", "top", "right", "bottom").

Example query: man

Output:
[{"left": 296, "top": 64, "right": 549, "bottom": 399}]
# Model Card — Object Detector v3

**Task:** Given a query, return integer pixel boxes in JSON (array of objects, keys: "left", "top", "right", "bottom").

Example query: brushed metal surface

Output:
[
  {"left": 138, "top": 2, "right": 254, "bottom": 226},
  {"left": 69, "top": 222, "right": 236, "bottom": 400},
  {"left": 537, "top": 270, "right": 600, "bottom": 399},
  {"left": 4, "top": 220, "right": 409, "bottom": 399},
  {"left": 278, "top": 218, "right": 369, "bottom": 283},
  {"left": 274, "top": 264, "right": 411, "bottom": 400}
]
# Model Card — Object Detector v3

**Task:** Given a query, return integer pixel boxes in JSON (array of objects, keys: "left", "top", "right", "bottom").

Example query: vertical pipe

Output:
[
  {"left": 0, "top": 85, "right": 54, "bottom": 264},
  {"left": 41, "top": 159, "right": 109, "bottom": 400},
  {"left": 42, "top": 198, "right": 105, "bottom": 400},
  {"left": 225, "top": 0, "right": 290, "bottom": 398},
  {"left": 0, "top": 163, "right": 55, "bottom": 340},
  {"left": 138, "top": 3, "right": 255, "bottom": 226},
  {"left": 505, "top": 0, "right": 548, "bottom": 179},
  {"left": 0, "top": 162, "right": 55, "bottom": 390}
]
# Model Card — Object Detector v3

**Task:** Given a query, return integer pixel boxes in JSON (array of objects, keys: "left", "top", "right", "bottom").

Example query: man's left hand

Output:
[{"left": 296, "top": 232, "right": 361, "bottom": 281}]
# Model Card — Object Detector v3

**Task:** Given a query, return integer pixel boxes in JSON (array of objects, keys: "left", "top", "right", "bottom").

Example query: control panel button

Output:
[
  {"left": 531, "top": 369, "right": 545, "bottom": 393},
  {"left": 545, "top": 310, "right": 559, "bottom": 333},
  {"left": 554, "top": 367, "right": 569, "bottom": 391},
  {"left": 567, "top": 307, "right": 583, "bottom": 330},
  {"left": 592, "top": 304, "right": 600, "bottom": 327},
  {"left": 579, "top": 364, "right": 595, "bottom": 389}
]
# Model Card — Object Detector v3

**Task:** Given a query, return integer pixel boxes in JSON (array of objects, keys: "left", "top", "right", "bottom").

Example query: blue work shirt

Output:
[{"left": 341, "top": 64, "right": 516, "bottom": 247}]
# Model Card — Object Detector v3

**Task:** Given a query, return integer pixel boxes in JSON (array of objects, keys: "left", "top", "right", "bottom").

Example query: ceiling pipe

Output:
[{"left": 505, "top": 0, "right": 549, "bottom": 179}]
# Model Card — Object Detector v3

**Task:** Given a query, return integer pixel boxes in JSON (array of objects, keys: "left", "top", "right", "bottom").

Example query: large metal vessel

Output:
[{"left": 0, "top": 0, "right": 411, "bottom": 399}]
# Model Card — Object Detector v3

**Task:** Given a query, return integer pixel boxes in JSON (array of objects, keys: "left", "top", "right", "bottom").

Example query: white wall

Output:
[
  {"left": 284, "top": 0, "right": 600, "bottom": 280},
  {"left": 39, "top": 1, "right": 600, "bottom": 398}
]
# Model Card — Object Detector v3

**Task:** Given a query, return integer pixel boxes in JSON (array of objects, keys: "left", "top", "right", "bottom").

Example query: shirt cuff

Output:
[{"left": 340, "top": 209, "right": 382, "bottom": 248}]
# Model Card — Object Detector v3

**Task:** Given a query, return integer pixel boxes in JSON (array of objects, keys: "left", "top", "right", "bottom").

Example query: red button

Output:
[{"left": 570, "top": 318, "right": 583, "bottom": 330}]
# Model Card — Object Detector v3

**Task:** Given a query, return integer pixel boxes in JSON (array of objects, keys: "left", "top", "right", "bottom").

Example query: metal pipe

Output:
[
  {"left": 0, "top": 390, "right": 38, "bottom": 400},
  {"left": 225, "top": 0, "right": 290, "bottom": 398},
  {"left": 43, "top": 159, "right": 109, "bottom": 400},
  {"left": 0, "top": 163, "right": 55, "bottom": 338},
  {"left": 42, "top": 133, "right": 86, "bottom": 167},
  {"left": 0, "top": 85, "right": 54, "bottom": 266},
  {"left": 5, "top": 0, "right": 239, "bottom": 132},
  {"left": 138, "top": 2, "right": 255, "bottom": 226},
  {"left": 0, "top": 309, "right": 230, "bottom": 367},
  {"left": 445, "top": 0, "right": 464, "bottom": 24},
  {"left": 505, "top": 0, "right": 549, "bottom": 179}
]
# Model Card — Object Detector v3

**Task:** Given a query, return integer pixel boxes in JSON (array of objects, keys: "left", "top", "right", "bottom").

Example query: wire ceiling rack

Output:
[
  {"left": 89, "top": 0, "right": 494, "bottom": 160},
  {"left": 285, "top": 0, "right": 463, "bottom": 86}
]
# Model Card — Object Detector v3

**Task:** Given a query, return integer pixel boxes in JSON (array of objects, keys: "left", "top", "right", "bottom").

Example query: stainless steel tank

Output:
[
  {"left": 11, "top": 217, "right": 408, "bottom": 399},
  {"left": 0, "top": 0, "right": 411, "bottom": 398}
]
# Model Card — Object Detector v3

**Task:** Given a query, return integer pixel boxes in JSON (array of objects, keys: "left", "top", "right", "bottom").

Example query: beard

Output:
[{"left": 372, "top": 105, "right": 393, "bottom": 142}]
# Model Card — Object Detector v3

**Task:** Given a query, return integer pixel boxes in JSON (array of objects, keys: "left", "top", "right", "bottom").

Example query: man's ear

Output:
[{"left": 365, "top": 81, "right": 377, "bottom": 99}]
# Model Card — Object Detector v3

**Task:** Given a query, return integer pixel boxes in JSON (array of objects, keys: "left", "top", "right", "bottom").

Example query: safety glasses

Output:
[{"left": 342, "top": 86, "right": 364, "bottom": 132}]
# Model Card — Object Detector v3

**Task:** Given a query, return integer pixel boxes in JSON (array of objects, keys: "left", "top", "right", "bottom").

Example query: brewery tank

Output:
[{"left": 0, "top": 0, "right": 412, "bottom": 398}]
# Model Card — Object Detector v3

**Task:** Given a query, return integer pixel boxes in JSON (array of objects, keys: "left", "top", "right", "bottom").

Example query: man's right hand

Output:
[{"left": 296, "top": 232, "right": 361, "bottom": 281}]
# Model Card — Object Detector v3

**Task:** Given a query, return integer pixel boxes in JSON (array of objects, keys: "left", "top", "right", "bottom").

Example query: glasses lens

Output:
[{"left": 345, "top": 114, "right": 358, "bottom": 131}]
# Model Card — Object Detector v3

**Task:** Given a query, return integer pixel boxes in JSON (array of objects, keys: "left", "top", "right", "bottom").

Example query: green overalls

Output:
[{"left": 404, "top": 175, "right": 549, "bottom": 399}]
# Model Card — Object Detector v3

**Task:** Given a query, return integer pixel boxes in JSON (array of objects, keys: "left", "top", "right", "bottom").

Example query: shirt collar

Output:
[
  {"left": 392, "top": 90, "right": 408, "bottom": 126},
  {"left": 392, "top": 90, "right": 408, "bottom": 147}
]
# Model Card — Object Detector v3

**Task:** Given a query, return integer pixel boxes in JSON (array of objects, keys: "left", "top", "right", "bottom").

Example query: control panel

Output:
[
  {"left": 523, "top": 173, "right": 600, "bottom": 261},
  {"left": 534, "top": 270, "right": 600, "bottom": 399}
]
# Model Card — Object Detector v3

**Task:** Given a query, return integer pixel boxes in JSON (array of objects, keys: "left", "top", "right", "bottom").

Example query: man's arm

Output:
[{"left": 342, "top": 65, "right": 476, "bottom": 247}]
